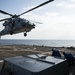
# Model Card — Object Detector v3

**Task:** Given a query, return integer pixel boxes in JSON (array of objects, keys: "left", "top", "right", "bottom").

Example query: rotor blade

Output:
[
  {"left": 0, "top": 10, "right": 13, "bottom": 16},
  {"left": 18, "top": 0, "right": 54, "bottom": 16},
  {"left": 31, "top": 20, "right": 43, "bottom": 24},
  {"left": 0, "top": 18, "right": 10, "bottom": 22}
]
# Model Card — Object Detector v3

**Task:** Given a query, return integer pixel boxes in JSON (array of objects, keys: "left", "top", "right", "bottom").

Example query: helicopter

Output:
[{"left": 0, "top": 0, "right": 54, "bottom": 38}]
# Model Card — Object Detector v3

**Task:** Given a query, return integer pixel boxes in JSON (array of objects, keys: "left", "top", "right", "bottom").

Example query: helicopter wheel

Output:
[
  {"left": 24, "top": 33, "right": 27, "bottom": 36},
  {"left": 10, "top": 31, "right": 13, "bottom": 35}
]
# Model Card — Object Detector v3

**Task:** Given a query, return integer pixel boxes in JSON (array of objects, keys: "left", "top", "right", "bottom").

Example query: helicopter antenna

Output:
[{"left": 18, "top": 0, "right": 54, "bottom": 16}]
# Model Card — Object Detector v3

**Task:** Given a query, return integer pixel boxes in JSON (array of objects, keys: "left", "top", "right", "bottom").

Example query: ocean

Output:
[{"left": 0, "top": 40, "right": 75, "bottom": 47}]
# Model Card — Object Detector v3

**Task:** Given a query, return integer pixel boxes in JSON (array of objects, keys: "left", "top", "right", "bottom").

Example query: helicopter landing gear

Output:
[
  {"left": 24, "top": 32, "right": 27, "bottom": 36},
  {"left": 10, "top": 31, "right": 13, "bottom": 35}
]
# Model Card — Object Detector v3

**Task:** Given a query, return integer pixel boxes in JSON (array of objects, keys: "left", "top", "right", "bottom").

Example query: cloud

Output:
[
  {"left": 1, "top": 0, "right": 75, "bottom": 40},
  {"left": 56, "top": 2, "right": 66, "bottom": 7},
  {"left": 1, "top": 9, "right": 75, "bottom": 40},
  {"left": 71, "top": 0, "right": 75, "bottom": 2},
  {"left": 1, "top": 9, "right": 75, "bottom": 39},
  {"left": 56, "top": 1, "right": 75, "bottom": 9},
  {"left": 19, "top": 11, "right": 75, "bottom": 40},
  {"left": 65, "top": 4, "right": 75, "bottom": 9}
]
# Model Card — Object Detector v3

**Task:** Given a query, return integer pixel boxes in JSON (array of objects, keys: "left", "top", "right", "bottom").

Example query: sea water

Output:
[{"left": 0, "top": 39, "right": 75, "bottom": 47}]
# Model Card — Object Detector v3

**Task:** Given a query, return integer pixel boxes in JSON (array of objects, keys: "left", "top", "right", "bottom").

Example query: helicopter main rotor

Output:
[
  {"left": 18, "top": 0, "right": 54, "bottom": 16},
  {"left": 0, "top": 0, "right": 54, "bottom": 22},
  {"left": 0, "top": 10, "right": 13, "bottom": 16}
]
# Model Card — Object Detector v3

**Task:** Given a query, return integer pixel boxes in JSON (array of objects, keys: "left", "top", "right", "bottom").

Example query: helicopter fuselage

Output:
[
  {"left": 0, "top": 18, "right": 35, "bottom": 37},
  {"left": 0, "top": 0, "right": 54, "bottom": 38}
]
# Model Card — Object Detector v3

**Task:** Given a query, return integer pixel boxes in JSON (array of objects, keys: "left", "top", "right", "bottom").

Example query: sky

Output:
[{"left": 0, "top": 0, "right": 75, "bottom": 40}]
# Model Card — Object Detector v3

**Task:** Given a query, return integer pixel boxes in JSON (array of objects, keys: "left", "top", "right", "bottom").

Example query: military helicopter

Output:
[{"left": 0, "top": 0, "right": 54, "bottom": 38}]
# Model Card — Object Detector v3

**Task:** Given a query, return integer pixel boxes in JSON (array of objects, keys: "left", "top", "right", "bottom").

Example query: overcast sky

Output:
[{"left": 0, "top": 0, "right": 75, "bottom": 40}]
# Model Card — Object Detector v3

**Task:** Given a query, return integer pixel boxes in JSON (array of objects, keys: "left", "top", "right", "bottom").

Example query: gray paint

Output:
[{"left": 4, "top": 54, "right": 69, "bottom": 75}]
